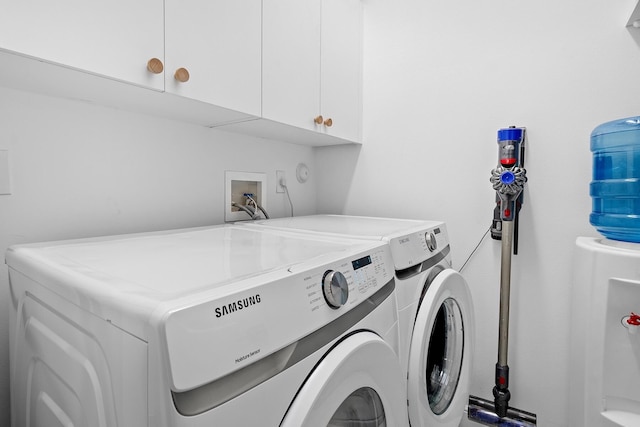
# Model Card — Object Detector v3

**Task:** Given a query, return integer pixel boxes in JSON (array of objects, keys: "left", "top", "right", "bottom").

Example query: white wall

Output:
[
  {"left": 318, "top": 0, "right": 640, "bottom": 426},
  {"left": 0, "top": 86, "right": 317, "bottom": 425},
  {"left": 3, "top": 2, "right": 640, "bottom": 425}
]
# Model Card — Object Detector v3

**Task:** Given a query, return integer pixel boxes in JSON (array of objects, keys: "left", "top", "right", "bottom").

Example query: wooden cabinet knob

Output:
[
  {"left": 324, "top": 118, "right": 333, "bottom": 127},
  {"left": 314, "top": 115, "right": 324, "bottom": 125},
  {"left": 174, "top": 67, "right": 190, "bottom": 83},
  {"left": 146, "top": 58, "right": 164, "bottom": 74}
]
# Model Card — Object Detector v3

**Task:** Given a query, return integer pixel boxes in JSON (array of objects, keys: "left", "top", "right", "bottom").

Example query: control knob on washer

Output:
[
  {"left": 322, "top": 270, "right": 349, "bottom": 308},
  {"left": 425, "top": 232, "right": 437, "bottom": 252}
]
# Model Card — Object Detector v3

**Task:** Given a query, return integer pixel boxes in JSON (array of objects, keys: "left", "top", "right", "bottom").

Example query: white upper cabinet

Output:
[
  {"left": 262, "top": 0, "right": 322, "bottom": 131},
  {"left": 164, "top": 0, "right": 262, "bottom": 117},
  {"left": 0, "top": 0, "right": 362, "bottom": 145},
  {"left": 320, "top": 0, "right": 363, "bottom": 142},
  {"left": 262, "top": 0, "right": 363, "bottom": 142},
  {"left": 0, "top": 0, "right": 164, "bottom": 90}
]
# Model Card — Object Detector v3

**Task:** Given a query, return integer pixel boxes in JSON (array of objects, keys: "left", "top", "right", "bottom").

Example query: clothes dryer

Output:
[
  {"left": 7, "top": 224, "right": 408, "bottom": 427},
  {"left": 243, "top": 215, "right": 475, "bottom": 427}
]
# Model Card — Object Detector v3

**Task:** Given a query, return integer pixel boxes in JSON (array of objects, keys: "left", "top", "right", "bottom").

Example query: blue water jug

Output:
[{"left": 590, "top": 116, "right": 640, "bottom": 242}]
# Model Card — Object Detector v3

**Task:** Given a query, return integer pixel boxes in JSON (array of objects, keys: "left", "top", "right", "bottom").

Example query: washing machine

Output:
[
  {"left": 242, "top": 215, "right": 475, "bottom": 427},
  {"left": 570, "top": 237, "right": 640, "bottom": 427},
  {"left": 7, "top": 224, "right": 409, "bottom": 427}
]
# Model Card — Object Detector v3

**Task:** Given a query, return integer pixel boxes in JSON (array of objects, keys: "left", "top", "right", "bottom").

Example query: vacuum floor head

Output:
[{"left": 468, "top": 395, "right": 537, "bottom": 427}]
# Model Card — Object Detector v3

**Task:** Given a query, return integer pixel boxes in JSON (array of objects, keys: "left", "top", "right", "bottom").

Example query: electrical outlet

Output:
[
  {"left": 225, "top": 171, "right": 267, "bottom": 222},
  {"left": 276, "top": 170, "right": 286, "bottom": 193}
]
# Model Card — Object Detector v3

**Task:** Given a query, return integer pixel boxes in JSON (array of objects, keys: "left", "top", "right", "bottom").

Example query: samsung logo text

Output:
[{"left": 215, "top": 294, "right": 262, "bottom": 318}]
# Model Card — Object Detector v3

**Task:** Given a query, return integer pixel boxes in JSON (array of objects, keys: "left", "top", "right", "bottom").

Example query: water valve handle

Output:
[{"left": 627, "top": 312, "right": 640, "bottom": 326}]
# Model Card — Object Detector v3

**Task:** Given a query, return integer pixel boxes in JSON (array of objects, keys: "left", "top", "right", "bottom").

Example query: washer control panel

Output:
[
  {"left": 165, "top": 243, "right": 395, "bottom": 388},
  {"left": 425, "top": 231, "right": 438, "bottom": 252},
  {"left": 304, "top": 247, "right": 391, "bottom": 313}
]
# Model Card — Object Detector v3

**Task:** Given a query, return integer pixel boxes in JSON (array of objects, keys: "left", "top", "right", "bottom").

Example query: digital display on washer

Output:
[{"left": 352, "top": 255, "right": 372, "bottom": 270}]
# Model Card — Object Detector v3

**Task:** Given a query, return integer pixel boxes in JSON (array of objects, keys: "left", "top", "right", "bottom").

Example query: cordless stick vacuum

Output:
[{"left": 468, "top": 127, "right": 537, "bottom": 427}]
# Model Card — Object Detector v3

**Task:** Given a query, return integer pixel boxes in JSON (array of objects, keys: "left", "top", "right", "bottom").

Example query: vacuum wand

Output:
[
  {"left": 494, "top": 218, "right": 514, "bottom": 417},
  {"left": 469, "top": 127, "right": 534, "bottom": 426},
  {"left": 498, "top": 219, "right": 513, "bottom": 368},
  {"left": 490, "top": 127, "right": 527, "bottom": 418}
]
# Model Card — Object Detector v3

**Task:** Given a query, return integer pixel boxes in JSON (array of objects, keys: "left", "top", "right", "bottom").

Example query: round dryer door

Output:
[
  {"left": 281, "top": 331, "right": 409, "bottom": 427},
  {"left": 407, "top": 269, "right": 474, "bottom": 427}
]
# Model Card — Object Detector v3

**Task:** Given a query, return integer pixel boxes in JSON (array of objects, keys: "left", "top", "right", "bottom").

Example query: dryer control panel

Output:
[
  {"left": 307, "top": 247, "right": 391, "bottom": 312},
  {"left": 388, "top": 224, "right": 450, "bottom": 270}
]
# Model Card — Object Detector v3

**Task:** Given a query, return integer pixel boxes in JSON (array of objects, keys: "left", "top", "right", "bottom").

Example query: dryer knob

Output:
[
  {"left": 425, "top": 232, "right": 437, "bottom": 252},
  {"left": 322, "top": 270, "right": 349, "bottom": 309}
]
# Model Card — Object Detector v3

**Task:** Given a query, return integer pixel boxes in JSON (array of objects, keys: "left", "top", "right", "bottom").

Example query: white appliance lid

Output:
[
  {"left": 247, "top": 215, "right": 449, "bottom": 270},
  {"left": 250, "top": 215, "right": 443, "bottom": 239},
  {"left": 6, "top": 224, "right": 382, "bottom": 337}
]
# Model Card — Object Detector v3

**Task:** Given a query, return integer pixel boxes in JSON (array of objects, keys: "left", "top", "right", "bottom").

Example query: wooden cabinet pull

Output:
[
  {"left": 174, "top": 67, "right": 190, "bottom": 83},
  {"left": 146, "top": 58, "right": 164, "bottom": 74},
  {"left": 324, "top": 118, "right": 333, "bottom": 127},
  {"left": 314, "top": 115, "right": 324, "bottom": 125}
]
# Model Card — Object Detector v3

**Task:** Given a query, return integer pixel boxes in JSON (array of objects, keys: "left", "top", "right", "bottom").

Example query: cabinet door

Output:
[
  {"left": 0, "top": 0, "right": 164, "bottom": 90},
  {"left": 262, "top": 0, "right": 322, "bottom": 131},
  {"left": 165, "top": 0, "right": 262, "bottom": 117},
  {"left": 321, "top": 0, "right": 363, "bottom": 142}
]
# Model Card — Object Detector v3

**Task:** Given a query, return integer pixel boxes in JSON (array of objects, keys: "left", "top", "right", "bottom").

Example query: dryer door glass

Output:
[
  {"left": 328, "top": 387, "right": 386, "bottom": 427},
  {"left": 426, "top": 298, "right": 464, "bottom": 415},
  {"left": 280, "top": 331, "right": 407, "bottom": 427}
]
